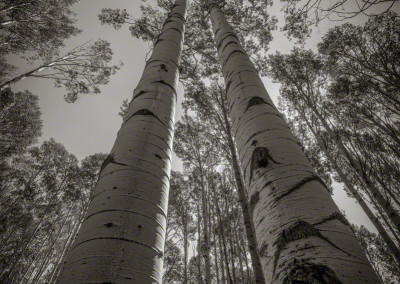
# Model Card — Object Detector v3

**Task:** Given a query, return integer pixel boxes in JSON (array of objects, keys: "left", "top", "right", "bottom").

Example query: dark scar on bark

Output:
[
  {"left": 259, "top": 242, "right": 268, "bottom": 257},
  {"left": 245, "top": 97, "right": 270, "bottom": 112},
  {"left": 123, "top": 108, "right": 167, "bottom": 128},
  {"left": 100, "top": 153, "right": 131, "bottom": 172},
  {"left": 154, "top": 154, "right": 162, "bottom": 160},
  {"left": 160, "top": 64, "right": 168, "bottom": 72},
  {"left": 132, "top": 90, "right": 149, "bottom": 101},
  {"left": 224, "top": 50, "right": 246, "bottom": 65},
  {"left": 314, "top": 211, "right": 350, "bottom": 227},
  {"left": 153, "top": 80, "right": 177, "bottom": 96},
  {"left": 272, "top": 221, "right": 352, "bottom": 275},
  {"left": 249, "top": 147, "right": 281, "bottom": 186},
  {"left": 282, "top": 262, "right": 343, "bottom": 284},
  {"left": 275, "top": 175, "right": 328, "bottom": 202},
  {"left": 217, "top": 32, "right": 238, "bottom": 50},
  {"left": 220, "top": 40, "right": 237, "bottom": 54},
  {"left": 249, "top": 191, "right": 260, "bottom": 212}
]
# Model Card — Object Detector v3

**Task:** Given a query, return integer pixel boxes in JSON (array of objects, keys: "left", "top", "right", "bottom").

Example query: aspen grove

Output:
[{"left": 0, "top": 0, "right": 399, "bottom": 283}]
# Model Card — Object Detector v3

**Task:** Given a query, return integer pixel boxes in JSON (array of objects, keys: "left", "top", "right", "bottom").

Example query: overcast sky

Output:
[{"left": 10, "top": 0, "right": 399, "bottom": 233}]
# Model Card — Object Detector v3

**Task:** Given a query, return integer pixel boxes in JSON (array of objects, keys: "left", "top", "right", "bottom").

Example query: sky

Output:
[{"left": 10, "top": 0, "right": 399, "bottom": 233}]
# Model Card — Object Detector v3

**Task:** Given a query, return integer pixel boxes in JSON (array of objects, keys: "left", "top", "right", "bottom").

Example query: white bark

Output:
[
  {"left": 206, "top": 1, "right": 380, "bottom": 282},
  {"left": 56, "top": 1, "right": 187, "bottom": 283}
]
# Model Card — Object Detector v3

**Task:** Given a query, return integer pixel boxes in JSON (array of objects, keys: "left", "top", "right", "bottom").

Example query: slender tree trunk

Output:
[
  {"left": 205, "top": 1, "right": 380, "bottom": 282},
  {"left": 213, "top": 204, "right": 226, "bottom": 284},
  {"left": 47, "top": 215, "right": 81, "bottom": 284},
  {"left": 16, "top": 235, "right": 50, "bottom": 284},
  {"left": 0, "top": 54, "right": 71, "bottom": 91},
  {"left": 299, "top": 89, "right": 400, "bottom": 233},
  {"left": 239, "top": 231, "right": 251, "bottom": 282},
  {"left": 199, "top": 168, "right": 212, "bottom": 284},
  {"left": 32, "top": 205, "right": 74, "bottom": 284},
  {"left": 209, "top": 197, "right": 220, "bottom": 284},
  {"left": 183, "top": 212, "right": 189, "bottom": 284},
  {"left": 232, "top": 211, "right": 246, "bottom": 283},
  {"left": 56, "top": 1, "right": 187, "bottom": 283},
  {"left": 220, "top": 90, "right": 265, "bottom": 284},
  {"left": 197, "top": 203, "right": 203, "bottom": 284},
  {"left": 302, "top": 112, "right": 400, "bottom": 264},
  {"left": 222, "top": 188, "right": 237, "bottom": 283},
  {"left": 215, "top": 198, "right": 233, "bottom": 284}
]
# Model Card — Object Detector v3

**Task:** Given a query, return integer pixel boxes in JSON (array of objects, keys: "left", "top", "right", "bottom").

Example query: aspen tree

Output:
[
  {"left": 56, "top": 1, "right": 187, "bottom": 283},
  {"left": 205, "top": 0, "right": 380, "bottom": 282}
]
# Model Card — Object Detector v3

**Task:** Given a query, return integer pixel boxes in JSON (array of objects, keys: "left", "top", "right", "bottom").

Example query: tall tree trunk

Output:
[
  {"left": 222, "top": 186, "right": 237, "bottom": 283},
  {"left": 213, "top": 204, "right": 226, "bottom": 284},
  {"left": 183, "top": 211, "right": 189, "bottom": 284},
  {"left": 205, "top": 1, "right": 380, "bottom": 282},
  {"left": 210, "top": 200, "right": 220, "bottom": 284},
  {"left": 294, "top": 85, "right": 400, "bottom": 232},
  {"left": 32, "top": 205, "right": 74, "bottom": 284},
  {"left": 214, "top": 196, "right": 233, "bottom": 284},
  {"left": 199, "top": 168, "right": 212, "bottom": 284},
  {"left": 220, "top": 90, "right": 266, "bottom": 284},
  {"left": 197, "top": 203, "right": 203, "bottom": 284},
  {"left": 56, "top": 1, "right": 187, "bottom": 283},
  {"left": 302, "top": 112, "right": 400, "bottom": 264}
]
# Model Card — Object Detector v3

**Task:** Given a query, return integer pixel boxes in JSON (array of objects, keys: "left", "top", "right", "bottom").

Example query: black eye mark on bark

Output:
[
  {"left": 283, "top": 262, "right": 343, "bottom": 284},
  {"left": 245, "top": 97, "right": 270, "bottom": 112},
  {"left": 272, "top": 221, "right": 353, "bottom": 275},
  {"left": 249, "top": 147, "right": 280, "bottom": 186},
  {"left": 154, "top": 154, "right": 162, "bottom": 160}
]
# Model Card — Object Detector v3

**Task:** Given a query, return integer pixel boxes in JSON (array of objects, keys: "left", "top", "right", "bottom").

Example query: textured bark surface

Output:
[
  {"left": 206, "top": 1, "right": 380, "bottom": 283},
  {"left": 56, "top": 1, "right": 186, "bottom": 283}
]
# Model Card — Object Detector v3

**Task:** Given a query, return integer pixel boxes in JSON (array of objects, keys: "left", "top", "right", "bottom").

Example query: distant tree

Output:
[
  {"left": 319, "top": 12, "right": 400, "bottom": 109},
  {"left": 0, "top": 88, "right": 42, "bottom": 160},
  {"left": 0, "top": 40, "right": 122, "bottom": 103},
  {"left": 0, "top": 0, "right": 79, "bottom": 54},
  {"left": 353, "top": 225, "right": 400, "bottom": 284},
  {"left": 281, "top": 0, "right": 399, "bottom": 41},
  {"left": 0, "top": 0, "right": 80, "bottom": 81},
  {"left": 0, "top": 139, "right": 106, "bottom": 283}
]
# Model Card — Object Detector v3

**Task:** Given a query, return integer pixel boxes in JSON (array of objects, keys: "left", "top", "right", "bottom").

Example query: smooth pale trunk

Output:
[
  {"left": 56, "top": 1, "right": 187, "bottom": 283},
  {"left": 206, "top": 1, "right": 380, "bottom": 282}
]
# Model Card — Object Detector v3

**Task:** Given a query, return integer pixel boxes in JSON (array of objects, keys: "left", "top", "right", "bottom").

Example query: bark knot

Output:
[
  {"left": 249, "top": 147, "right": 280, "bottom": 185},
  {"left": 272, "top": 221, "right": 351, "bottom": 275},
  {"left": 245, "top": 96, "right": 269, "bottom": 112},
  {"left": 283, "top": 262, "right": 343, "bottom": 284}
]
